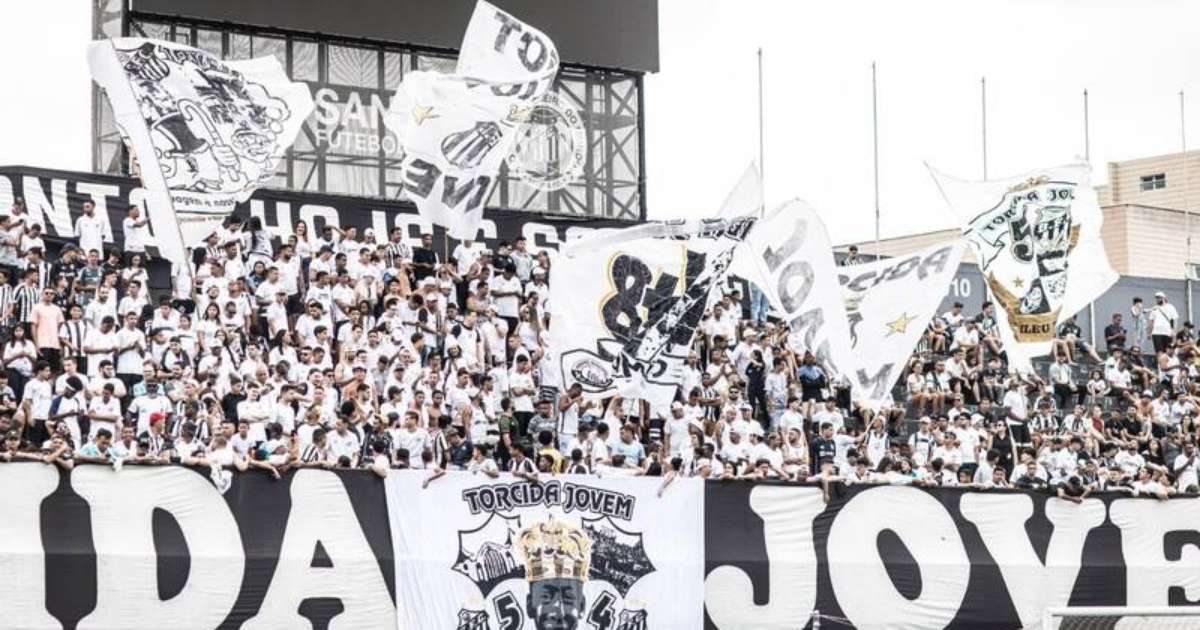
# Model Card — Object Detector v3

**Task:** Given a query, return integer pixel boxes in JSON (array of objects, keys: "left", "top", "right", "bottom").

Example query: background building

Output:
[
  {"left": 845, "top": 150, "right": 1200, "bottom": 281},
  {"left": 840, "top": 150, "right": 1200, "bottom": 346}
]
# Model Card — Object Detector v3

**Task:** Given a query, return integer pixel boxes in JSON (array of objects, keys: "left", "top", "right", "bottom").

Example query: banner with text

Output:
[
  {"left": 0, "top": 464, "right": 393, "bottom": 630},
  {"left": 704, "top": 481, "right": 1200, "bottom": 630},
  {"left": 739, "top": 200, "right": 854, "bottom": 376},
  {"left": 839, "top": 239, "right": 967, "bottom": 408},
  {"left": 388, "top": 471, "right": 704, "bottom": 630},
  {"left": 7, "top": 464, "right": 1200, "bottom": 628},
  {"left": 0, "top": 166, "right": 634, "bottom": 266}
]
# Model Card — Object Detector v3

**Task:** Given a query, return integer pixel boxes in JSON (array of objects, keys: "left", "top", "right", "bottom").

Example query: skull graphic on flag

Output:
[{"left": 968, "top": 176, "right": 1079, "bottom": 343}]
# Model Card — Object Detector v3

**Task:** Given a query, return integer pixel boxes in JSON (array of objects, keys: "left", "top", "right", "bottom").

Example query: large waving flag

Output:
[
  {"left": 931, "top": 163, "right": 1118, "bottom": 370},
  {"left": 384, "top": 1, "right": 559, "bottom": 240},
  {"left": 840, "top": 239, "right": 967, "bottom": 407},
  {"left": 552, "top": 216, "right": 758, "bottom": 414},
  {"left": 88, "top": 38, "right": 312, "bottom": 267},
  {"left": 741, "top": 200, "right": 856, "bottom": 378}
]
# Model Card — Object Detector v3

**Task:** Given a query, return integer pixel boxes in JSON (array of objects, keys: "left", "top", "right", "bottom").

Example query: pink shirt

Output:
[{"left": 31, "top": 303, "right": 64, "bottom": 350}]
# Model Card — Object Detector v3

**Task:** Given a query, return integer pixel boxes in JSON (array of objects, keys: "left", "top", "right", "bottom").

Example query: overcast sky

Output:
[
  {"left": 645, "top": 0, "right": 1200, "bottom": 244},
  {"left": 0, "top": 1, "right": 1197, "bottom": 245}
]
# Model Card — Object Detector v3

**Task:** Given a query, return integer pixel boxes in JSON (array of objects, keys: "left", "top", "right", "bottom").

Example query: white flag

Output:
[
  {"left": 88, "top": 38, "right": 313, "bottom": 266},
  {"left": 552, "top": 217, "right": 757, "bottom": 413},
  {"left": 930, "top": 163, "right": 1118, "bottom": 369},
  {"left": 385, "top": 1, "right": 559, "bottom": 240},
  {"left": 741, "top": 200, "right": 855, "bottom": 377},
  {"left": 840, "top": 239, "right": 967, "bottom": 407}
]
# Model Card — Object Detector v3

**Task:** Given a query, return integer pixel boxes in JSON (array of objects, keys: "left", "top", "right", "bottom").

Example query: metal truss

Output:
[{"left": 94, "top": 14, "right": 647, "bottom": 222}]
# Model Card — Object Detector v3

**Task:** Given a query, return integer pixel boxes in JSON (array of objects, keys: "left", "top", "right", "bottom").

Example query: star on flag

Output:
[
  {"left": 411, "top": 105, "right": 439, "bottom": 125},
  {"left": 885, "top": 313, "right": 916, "bottom": 336}
]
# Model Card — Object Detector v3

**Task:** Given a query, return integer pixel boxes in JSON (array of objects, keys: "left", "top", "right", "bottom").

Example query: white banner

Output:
[
  {"left": 384, "top": 1, "right": 559, "bottom": 240},
  {"left": 551, "top": 217, "right": 757, "bottom": 413},
  {"left": 840, "top": 239, "right": 967, "bottom": 408},
  {"left": 388, "top": 471, "right": 703, "bottom": 630},
  {"left": 931, "top": 164, "right": 1118, "bottom": 369},
  {"left": 88, "top": 38, "right": 313, "bottom": 265},
  {"left": 741, "top": 201, "right": 854, "bottom": 376}
]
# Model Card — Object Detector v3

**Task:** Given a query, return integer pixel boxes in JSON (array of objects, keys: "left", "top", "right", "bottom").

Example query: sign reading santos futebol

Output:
[{"left": 389, "top": 472, "right": 704, "bottom": 630}]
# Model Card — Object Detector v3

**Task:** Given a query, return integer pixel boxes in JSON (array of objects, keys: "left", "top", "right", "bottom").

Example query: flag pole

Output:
[
  {"left": 1183, "top": 89, "right": 1192, "bottom": 321},
  {"left": 872, "top": 61, "right": 881, "bottom": 261},
  {"left": 1083, "top": 89, "right": 1091, "bottom": 162},
  {"left": 1084, "top": 89, "right": 1097, "bottom": 348},
  {"left": 757, "top": 47, "right": 765, "bottom": 217},
  {"left": 981, "top": 76, "right": 988, "bottom": 179}
]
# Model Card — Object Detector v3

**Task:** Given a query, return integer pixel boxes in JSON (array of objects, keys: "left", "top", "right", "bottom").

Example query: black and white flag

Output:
[
  {"left": 839, "top": 239, "right": 967, "bottom": 408},
  {"left": 385, "top": 1, "right": 559, "bottom": 240},
  {"left": 931, "top": 164, "right": 1118, "bottom": 370},
  {"left": 551, "top": 217, "right": 757, "bottom": 413},
  {"left": 88, "top": 38, "right": 312, "bottom": 266}
]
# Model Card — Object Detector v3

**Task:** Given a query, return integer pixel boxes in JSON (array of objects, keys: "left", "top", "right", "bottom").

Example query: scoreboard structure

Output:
[{"left": 91, "top": 0, "right": 659, "bottom": 222}]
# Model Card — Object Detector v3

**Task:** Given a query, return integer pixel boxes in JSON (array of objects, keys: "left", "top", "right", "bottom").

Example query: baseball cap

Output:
[
  {"left": 670, "top": 401, "right": 684, "bottom": 411},
  {"left": 1155, "top": 291, "right": 1167, "bottom": 298}
]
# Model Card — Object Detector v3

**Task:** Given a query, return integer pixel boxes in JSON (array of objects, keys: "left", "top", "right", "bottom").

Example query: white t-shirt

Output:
[
  {"left": 957, "top": 427, "right": 982, "bottom": 464},
  {"left": 75, "top": 214, "right": 108, "bottom": 256},
  {"left": 87, "top": 396, "right": 122, "bottom": 430},
  {"left": 395, "top": 427, "right": 430, "bottom": 457},
  {"left": 23, "top": 378, "right": 53, "bottom": 420},
  {"left": 123, "top": 217, "right": 146, "bottom": 253},
  {"left": 559, "top": 403, "right": 581, "bottom": 438},
  {"left": 115, "top": 328, "right": 146, "bottom": 375},
  {"left": 128, "top": 394, "right": 171, "bottom": 436},
  {"left": 489, "top": 275, "right": 522, "bottom": 318},
  {"left": 508, "top": 370, "right": 535, "bottom": 413},
  {"left": 329, "top": 430, "right": 361, "bottom": 461},
  {"left": 1002, "top": 389, "right": 1028, "bottom": 422},
  {"left": 453, "top": 243, "right": 484, "bottom": 276},
  {"left": 665, "top": 417, "right": 690, "bottom": 456},
  {"left": 1151, "top": 303, "right": 1179, "bottom": 336},
  {"left": 1174, "top": 453, "right": 1200, "bottom": 490}
]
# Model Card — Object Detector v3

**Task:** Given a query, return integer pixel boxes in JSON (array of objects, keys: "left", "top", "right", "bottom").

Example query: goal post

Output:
[{"left": 1044, "top": 606, "right": 1200, "bottom": 630}]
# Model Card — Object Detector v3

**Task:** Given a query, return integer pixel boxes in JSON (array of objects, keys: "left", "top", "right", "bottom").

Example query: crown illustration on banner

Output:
[{"left": 515, "top": 517, "right": 592, "bottom": 582}]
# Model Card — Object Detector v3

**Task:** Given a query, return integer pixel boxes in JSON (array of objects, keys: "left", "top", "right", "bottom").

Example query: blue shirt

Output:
[{"left": 612, "top": 439, "right": 645, "bottom": 467}]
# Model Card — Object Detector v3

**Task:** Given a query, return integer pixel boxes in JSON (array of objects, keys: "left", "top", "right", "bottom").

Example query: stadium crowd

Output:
[{"left": 1, "top": 198, "right": 1197, "bottom": 500}]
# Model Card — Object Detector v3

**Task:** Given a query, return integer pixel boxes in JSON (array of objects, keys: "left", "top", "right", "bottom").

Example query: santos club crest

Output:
[
  {"left": 453, "top": 481, "right": 654, "bottom": 630},
  {"left": 966, "top": 176, "right": 1079, "bottom": 342}
]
